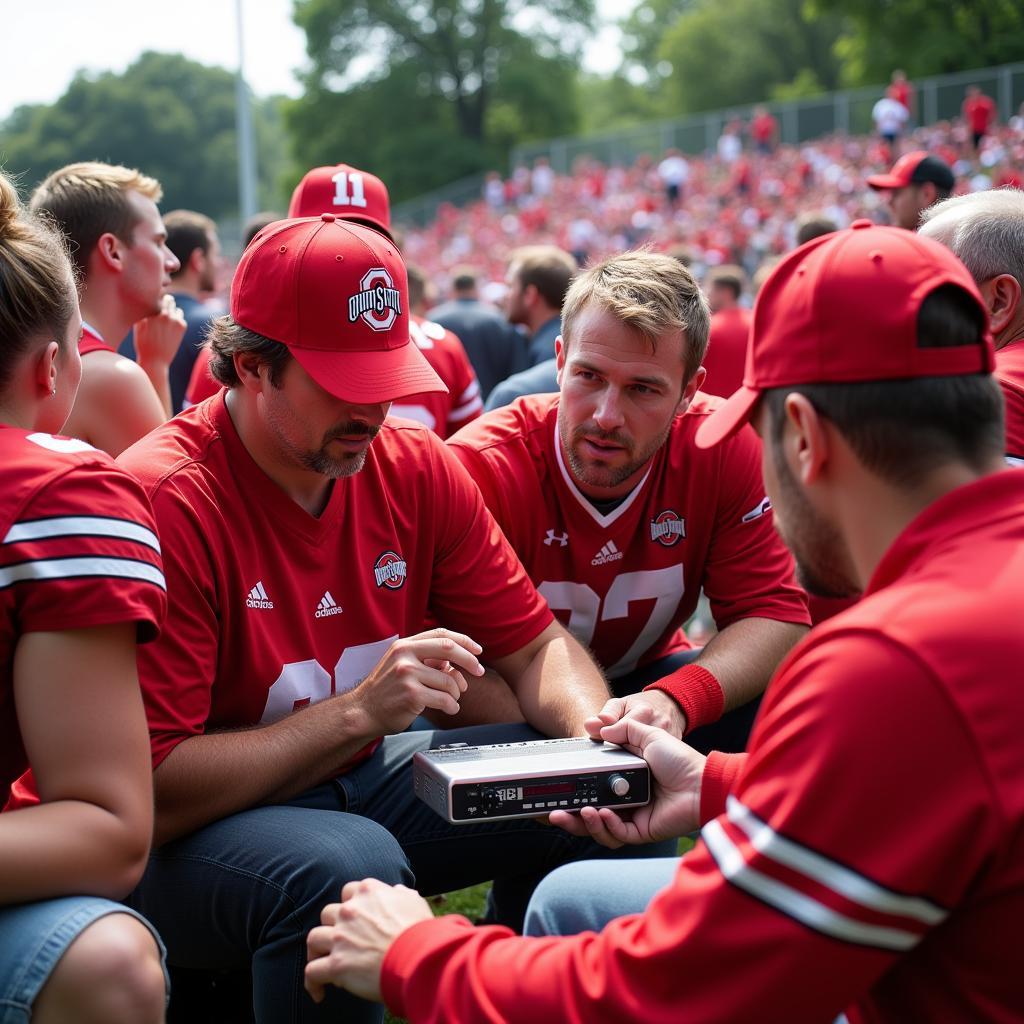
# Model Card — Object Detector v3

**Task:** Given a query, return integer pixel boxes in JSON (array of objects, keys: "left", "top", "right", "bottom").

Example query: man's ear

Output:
[
  {"left": 234, "top": 351, "right": 266, "bottom": 393},
  {"left": 678, "top": 366, "right": 706, "bottom": 413},
  {"left": 980, "top": 273, "right": 1022, "bottom": 338},
  {"left": 188, "top": 246, "right": 205, "bottom": 274},
  {"left": 93, "top": 231, "right": 126, "bottom": 274},
  {"left": 555, "top": 334, "right": 566, "bottom": 385},
  {"left": 782, "top": 392, "right": 829, "bottom": 485}
]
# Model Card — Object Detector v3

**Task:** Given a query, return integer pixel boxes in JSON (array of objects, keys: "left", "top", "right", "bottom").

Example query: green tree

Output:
[
  {"left": 656, "top": 0, "right": 845, "bottom": 114},
  {"left": 286, "top": 0, "right": 593, "bottom": 201},
  {"left": 818, "top": 0, "right": 1024, "bottom": 85},
  {"left": 0, "top": 52, "right": 289, "bottom": 221}
]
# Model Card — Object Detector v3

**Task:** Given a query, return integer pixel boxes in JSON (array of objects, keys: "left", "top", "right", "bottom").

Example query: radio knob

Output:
[
  {"left": 609, "top": 774, "right": 630, "bottom": 797},
  {"left": 481, "top": 788, "right": 500, "bottom": 810}
]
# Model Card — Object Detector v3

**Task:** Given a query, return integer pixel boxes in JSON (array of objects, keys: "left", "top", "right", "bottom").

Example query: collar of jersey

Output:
[{"left": 552, "top": 417, "right": 652, "bottom": 529}]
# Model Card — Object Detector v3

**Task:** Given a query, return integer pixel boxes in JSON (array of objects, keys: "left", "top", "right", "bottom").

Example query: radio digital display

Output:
[{"left": 524, "top": 781, "right": 575, "bottom": 798}]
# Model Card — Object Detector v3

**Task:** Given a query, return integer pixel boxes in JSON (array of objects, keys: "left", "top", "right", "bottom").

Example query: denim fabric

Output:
[
  {"left": 0, "top": 896, "right": 167, "bottom": 1023},
  {"left": 524, "top": 856, "right": 681, "bottom": 937}
]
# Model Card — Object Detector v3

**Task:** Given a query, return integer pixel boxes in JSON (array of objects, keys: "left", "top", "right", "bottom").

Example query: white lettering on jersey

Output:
[
  {"left": 539, "top": 564, "right": 685, "bottom": 678},
  {"left": 591, "top": 540, "right": 624, "bottom": 566},
  {"left": 25, "top": 432, "right": 95, "bottom": 454},
  {"left": 374, "top": 552, "right": 407, "bottom": 589},
  {"left": 315, "top": 591, "right": 344, "bottom": 618},
  {"left": 260, "top": 635, "right": 399, "bottom": 723}
]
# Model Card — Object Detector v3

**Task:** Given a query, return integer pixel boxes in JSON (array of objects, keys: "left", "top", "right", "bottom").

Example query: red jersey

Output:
[
  {"left": 1, "top": 427, "right": 166, "bottom": 809},
  {"left": 389, "top": 317, "right": 483, "bottom": 438},
  {"left": 750, "top": 112, "right": 777, "bottom": 144},
  {"left": 996, "top": 339, "right": 1024, "bottom": 463},
  {"left": 79, "top": 322, "right": 113, "bottom": 356},
  {"left": 116, "top": 392, "right": 552, "bottom": 770},
  {"left": 963, "top": 93, "right": 996, "bottom": 133},
  {"left": 702, "top": 307, "right": 751, "bottom": 398},
  {"left": 184, "top": 345, "right": 218, "bottom": 407},
  {"left": 447, "top": 394, "right": 808, "bottom": 680},
  {"left": 381, "top": 471, "right": 1024, "bottom": 1024}
]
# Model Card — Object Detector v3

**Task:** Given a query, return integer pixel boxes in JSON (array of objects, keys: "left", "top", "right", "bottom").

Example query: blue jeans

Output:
[
  {"left": 128, "top": 722, "right": 672, "bottom": 1023},
  {"left": 0, "top": 897, "right": 166, "bottom": 1024},
  {"left": 524, "top": 856, "right": 680, "bottom": 937}
]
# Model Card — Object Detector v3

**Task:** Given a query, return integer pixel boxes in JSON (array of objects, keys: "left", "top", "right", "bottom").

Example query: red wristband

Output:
[
  {"left": 643, "top": 663, "right": 724, "bottom": 734},
  {"left": 699, "top": 751, "right": 747, "bottom": 826}
]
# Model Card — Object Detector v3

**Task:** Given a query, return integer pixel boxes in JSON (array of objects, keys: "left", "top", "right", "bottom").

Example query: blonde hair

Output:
[
  {"left": 0, "top": 169, "right": 77, "bottom": 393},
  {"left": 562, "top": 250, "right": 711, "bottom": 381},
  {"left": 30, "top": 161, "right": 162, "bottom": 278}
]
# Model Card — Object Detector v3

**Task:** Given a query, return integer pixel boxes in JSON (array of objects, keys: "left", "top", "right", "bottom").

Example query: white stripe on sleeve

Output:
[
  {"left": 5, "top": 516, "right": 161, "bottom": 553},
  {"left": 0, "top": 556, "right": 166, "bottom": 591}
]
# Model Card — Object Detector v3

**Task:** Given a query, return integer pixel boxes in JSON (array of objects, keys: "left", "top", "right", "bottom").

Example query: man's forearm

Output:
[
  {"left": 495, "top": 623, "right": 611, "bottom": 737},
  {"left": 694, "top": 617, "right": 807, "bottom": 710},
  {"left": 153, "top": 693, "right": 376, "bottom": 843}
]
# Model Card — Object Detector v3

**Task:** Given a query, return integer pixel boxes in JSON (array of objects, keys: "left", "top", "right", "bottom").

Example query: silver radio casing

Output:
[{"left": 413, "top": 737, "right": 650, "bottom": 824}]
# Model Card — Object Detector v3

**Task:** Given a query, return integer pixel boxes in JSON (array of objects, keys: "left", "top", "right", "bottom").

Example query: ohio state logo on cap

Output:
[
  {"left": 650, "top": 509, "right": 686, "bottom": 546},
  {"left": 348, "top": 268, "right": 402, "bottom": 332},
  {"left": 373, "top": 550, "right": 408, "bottom": 590}
]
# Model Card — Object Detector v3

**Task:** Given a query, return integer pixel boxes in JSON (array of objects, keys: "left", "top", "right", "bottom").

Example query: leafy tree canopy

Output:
[{"left": 0, "top": 52, "right": 288, "bottom": 222}]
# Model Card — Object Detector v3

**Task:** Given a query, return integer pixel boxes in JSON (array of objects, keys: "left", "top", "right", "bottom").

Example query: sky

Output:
[{"left": 3, "top": 0, "right": 628, "bottom": 121}]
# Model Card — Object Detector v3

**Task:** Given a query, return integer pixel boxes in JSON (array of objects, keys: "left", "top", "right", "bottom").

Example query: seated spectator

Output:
[
  {"left": 866, "top": 151, "right": 955, "bottom": 230},
  {"left": 122, "top": 209, "right": 225, "bottom": 413},
  {"left": 0, "top": 169, "right": 167, "bottom": 1024},
  {"left": 305, "top": 223, "right": 1024, "bottom": 1024},
  {"left": 428, "top": 266, "right": 527, "bottom": 400},
  {"left": 920, "top": 188, "right": 1024, "bottom": 463},
  {"left": 702, "top": 264, "right": 752, "bottom": 398},
  {"left": 117, "top": 215, "right": 655, "bottom": 1024},
  {"left": 30, "top": 162, "right": 185, "bottom": 455}
]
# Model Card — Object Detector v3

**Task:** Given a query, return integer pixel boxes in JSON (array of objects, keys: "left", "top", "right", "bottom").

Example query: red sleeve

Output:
[
  {"left": 699, "top": 750, "right": 746, "bottom": 824},
  {"left": 381, "top": 632, "right": 987, "bottom": 1023},
  {"left": 702, "top": 425, "right": 810, "bottom": 629},
  {"left": 426, "top": 438, "right": 552, "bottom": 658},
  {"left": 6, "top": 460, "right": 165, "bottom": 641},
  {"left": 132, "top": 481, "right": 221, "bottom": 768},
  {"left": 443, "top": 339, "right": 483, "bottom": 437}
]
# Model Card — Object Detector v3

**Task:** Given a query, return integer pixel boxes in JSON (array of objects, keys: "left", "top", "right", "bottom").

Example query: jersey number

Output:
[
  {"left": 538, "top": 565, "right": 684, "bottom": 678},
  {"left": 260, "top": 635, "right": 398, "bottom": 724},
  {"left": 332, "top": 171, "right": 368, "bottom": 209}
]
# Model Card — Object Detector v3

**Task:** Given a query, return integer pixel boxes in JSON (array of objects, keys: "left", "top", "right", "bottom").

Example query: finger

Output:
[
  {"left": 600, "top": 715, "right": 659, "bottom": 756},
  {"left": 304, "top": 958, "right": 333, "bottom": 1003},
  {"left": 320, "top": 903, "right": 342, "bottom": 925},
  {"left": 407, "top": 638, "right": 484, "bottom": 677},
  {"left": 307, "top": 924, "right": 335, "bottom": 956},
  {"left": 573, "top": 805, "right": 625, "bottom": 848},
  {"left": 416, "top": 682, "right": 461, "bottom": 716},
  {"left": 416, "top": 664, "right": 465, "bottom": 703},
  {"left": 546, "top": 809, "right": 593, "bottom": 836},
  {"left": 422, "top": 627, "right": 483, "bottom": 655}
]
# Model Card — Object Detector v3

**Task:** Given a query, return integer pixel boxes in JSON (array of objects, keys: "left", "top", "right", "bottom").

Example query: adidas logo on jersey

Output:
[
  {"left": 315, "top": 591, "right": 344, "bottom": 618},
  {"left": 591, "top": 540, "right": 624, "bottom": 566},
  {"left": 246, "top": 581, "right": 274, "bottom": 609}
]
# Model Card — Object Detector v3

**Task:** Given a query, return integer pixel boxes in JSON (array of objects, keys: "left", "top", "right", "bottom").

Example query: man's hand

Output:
[
  {"left": 306, "top": 879, "right": 432, "bottom": 1004},
  {"left": 549, "top": 716, "right": 705, "bottom": 847},
  {"left": 134, "top": 294, "right": 187, "bottom": 370},
  {"left": 356, "top": 628, "right": 485, "bottom": 735},
  {"left": 584, "top": 690, "right": 687, "bottom": 740}
]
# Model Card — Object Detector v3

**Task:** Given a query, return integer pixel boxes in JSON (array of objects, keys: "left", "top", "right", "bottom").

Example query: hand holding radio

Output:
[{"left": 548, "top": 717, "right": 705, "bottom": 848}]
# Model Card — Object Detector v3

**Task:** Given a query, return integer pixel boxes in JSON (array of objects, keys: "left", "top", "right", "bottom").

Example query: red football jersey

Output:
[
  {"left": 702, "top": 307, "right": 751, "bottom": 398},
  {"left": 389, "top": 317, "right": 483, "bottom": 438},
  {"left": 117, "top": 392, "right": 552, "bottom": 770},
  {"left": 447, "top": 394, "right": 808, "bottom": 680},
  {"left": 79, "top": 322, "right": 113, "bottom": 356},
  {"left": 184, "top": 345, "right": 218, "bottom": 407},
  {"left": 381, "top": 471, "right": 1024, "bottom": 1024},
  {"left": 0, "top": 427, "right": 166, "bottom": 809},
  {"left": 996, "top": 339, "right": 1024, "bottom": 463}
]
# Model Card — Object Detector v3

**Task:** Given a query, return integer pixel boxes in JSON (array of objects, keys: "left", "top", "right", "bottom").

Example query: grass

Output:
[{"left": 385, "top": 837, "right": 696, "bottom": 1023}]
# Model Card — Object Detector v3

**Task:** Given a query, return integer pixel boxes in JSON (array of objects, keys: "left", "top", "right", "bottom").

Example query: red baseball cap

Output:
[
  {"left": 287, "top": 164, "right": 392, "bottom": 239},
  {"left": 866, "top": 151, "right": 955, "bottom": 192},
  {"left": 695, "top": 221, "right": 994, "bottom": 449},
  {"left": 231, "top": 215, "right": 446, "bottom": 404}
]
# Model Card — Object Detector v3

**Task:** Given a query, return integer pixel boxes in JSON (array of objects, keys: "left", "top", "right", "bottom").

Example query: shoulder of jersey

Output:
[
  {"left": 449, "top": 393, "right": 555, "bottom": 453},
  {"left": 116, "top": 402, "right": 223, "bottom": 491},
  {"left": 4, "top": 429, "right": 106, "bottom": 467},
  {"left": 419, "top": 319, "right": 450, "bottom": 342}
]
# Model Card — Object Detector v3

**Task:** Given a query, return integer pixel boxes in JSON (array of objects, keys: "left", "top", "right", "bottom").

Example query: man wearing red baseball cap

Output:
[
  {"left": 115, "top": 214, "right": 640, "bottom": 1022},
  {"left": 288, "top": 163, "right": 484, "bottom": 437},
  {"left": 305, "top": 222, "right": 1024, "bottom": 1024},
  {"left": 867, "top": 150, "right": 955, "bottom": 229}
]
